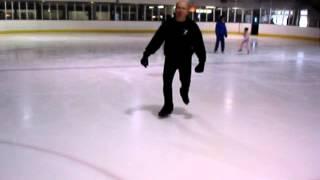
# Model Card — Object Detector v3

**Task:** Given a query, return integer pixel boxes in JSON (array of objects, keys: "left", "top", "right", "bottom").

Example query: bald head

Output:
[{"left": 175, "top": 0, "right": 190, "bottom": 22}]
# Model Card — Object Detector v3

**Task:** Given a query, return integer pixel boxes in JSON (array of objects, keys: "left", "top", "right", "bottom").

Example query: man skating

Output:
[{"left": 140, "top": 0, "right": 206, "bottom": 117}]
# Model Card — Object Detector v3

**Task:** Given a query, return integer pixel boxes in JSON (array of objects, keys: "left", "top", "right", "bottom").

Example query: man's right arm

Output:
[{"left": 143, "top": 23, "right": 166, "bottom": 57}]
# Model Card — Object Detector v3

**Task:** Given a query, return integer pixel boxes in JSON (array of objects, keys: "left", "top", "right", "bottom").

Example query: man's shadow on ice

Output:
[{"left": 125, "top": 105, "right": 193, "bottom": 119}]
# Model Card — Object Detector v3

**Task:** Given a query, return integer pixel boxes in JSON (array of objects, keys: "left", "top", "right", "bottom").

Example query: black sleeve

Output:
[
  {"left": 143, "top": 23, "right": 166, "bottom": 57},
  {"left": 193, "top": 23, "right": 206, "bottom": 64}
]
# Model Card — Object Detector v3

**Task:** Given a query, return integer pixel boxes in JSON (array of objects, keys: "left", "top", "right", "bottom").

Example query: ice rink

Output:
[{"left": 0, "top": 33, "right": 320, "bottom": 180}]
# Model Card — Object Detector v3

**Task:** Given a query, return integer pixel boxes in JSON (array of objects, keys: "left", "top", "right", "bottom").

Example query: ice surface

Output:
[{"left": 0, "top": 33, "right": 319, "bottom": 180}]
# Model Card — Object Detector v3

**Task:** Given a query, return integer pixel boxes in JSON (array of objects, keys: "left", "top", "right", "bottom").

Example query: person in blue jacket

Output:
[{"left": 214, "top": 15, "right": 228, "bottom": 53}]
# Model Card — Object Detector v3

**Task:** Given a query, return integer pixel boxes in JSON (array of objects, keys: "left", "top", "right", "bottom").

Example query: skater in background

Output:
[
  {"left": 238, "top": 27, "right": 250, "bottom": 54},
  {"left": 140, "top": 0, "right": 206, "bottom": 117},
  {"left": 214, "top": 15, "right": 228, "bottom": 53}
]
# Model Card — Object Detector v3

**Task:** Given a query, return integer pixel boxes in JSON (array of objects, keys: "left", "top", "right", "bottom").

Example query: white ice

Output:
[{"left": 0, "top": 33, "right": 320, "bottom": 180}]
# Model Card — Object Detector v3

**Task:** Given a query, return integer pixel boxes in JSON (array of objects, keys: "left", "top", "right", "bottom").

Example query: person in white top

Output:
[{"left": 238, "top": 27, "right": 250, "bottom": 54}]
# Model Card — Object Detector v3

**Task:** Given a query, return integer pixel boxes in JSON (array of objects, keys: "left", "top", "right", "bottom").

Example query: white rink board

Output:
[{"left": 0, "top": 21, "right": 319, "bottom": 39}]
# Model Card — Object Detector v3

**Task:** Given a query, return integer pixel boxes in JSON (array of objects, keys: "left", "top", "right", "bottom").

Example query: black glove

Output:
[
  {"left": 140, "top": 55, "right": 149, "bottom": 68},
  {"left": 195, "top": 62, "right": 205, "bottom": 73}
]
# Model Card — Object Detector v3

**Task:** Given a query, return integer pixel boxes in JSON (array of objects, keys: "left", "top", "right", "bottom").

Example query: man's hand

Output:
[
  {"left": 140, "top": 55, "right": 149, "bottom": 68},
  {"left": 195, "top": 62, "right": 205, "bottom": 73}
]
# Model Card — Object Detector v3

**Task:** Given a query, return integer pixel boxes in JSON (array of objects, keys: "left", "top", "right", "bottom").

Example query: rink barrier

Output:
[
  {"left": 256, "top": 33, "right": 320, "bottom": 41},
  {"left": 0, "top": 29, "right": 157, "bottom": 34},
  {"left": 0, "top": 21, "right": 319, "bottom": 41},
  {"left": 0, "top": 29, "right": 318, "bottom": 42}
]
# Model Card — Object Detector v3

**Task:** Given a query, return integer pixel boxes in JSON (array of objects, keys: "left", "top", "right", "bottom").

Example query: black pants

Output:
[
  {"left": 162, "top": 56, "right": 192, "bottom": 106},
  {"left": 214, "top": 35, "right": 225, "bottom": 52}
]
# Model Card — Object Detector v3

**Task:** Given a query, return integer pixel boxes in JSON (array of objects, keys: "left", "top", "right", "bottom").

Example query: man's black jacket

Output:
[{"left": 144, "top": 17, "right": 206, "bottom": 64}]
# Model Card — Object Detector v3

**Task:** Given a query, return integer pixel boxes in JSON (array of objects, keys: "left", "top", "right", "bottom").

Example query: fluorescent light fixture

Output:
[
  {"left": 149, "top": 6, "right": 154, "bottom": 9},
  {"left": 196, "top": 9, "right": 213, "bottom": 14},
  {"left": 206, "top": 6, "right": 216, "bottom": 9},
  {"left": 300, "top": 9, "right": 308, "bottom": 15},
  {"left": 158, "top": 5, "right": 164, "bottom": 9}
]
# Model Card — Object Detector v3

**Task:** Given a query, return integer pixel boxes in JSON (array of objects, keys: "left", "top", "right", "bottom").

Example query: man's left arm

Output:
[{"left": 193, "top": 23, "right": 206, "bottom": 73}]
